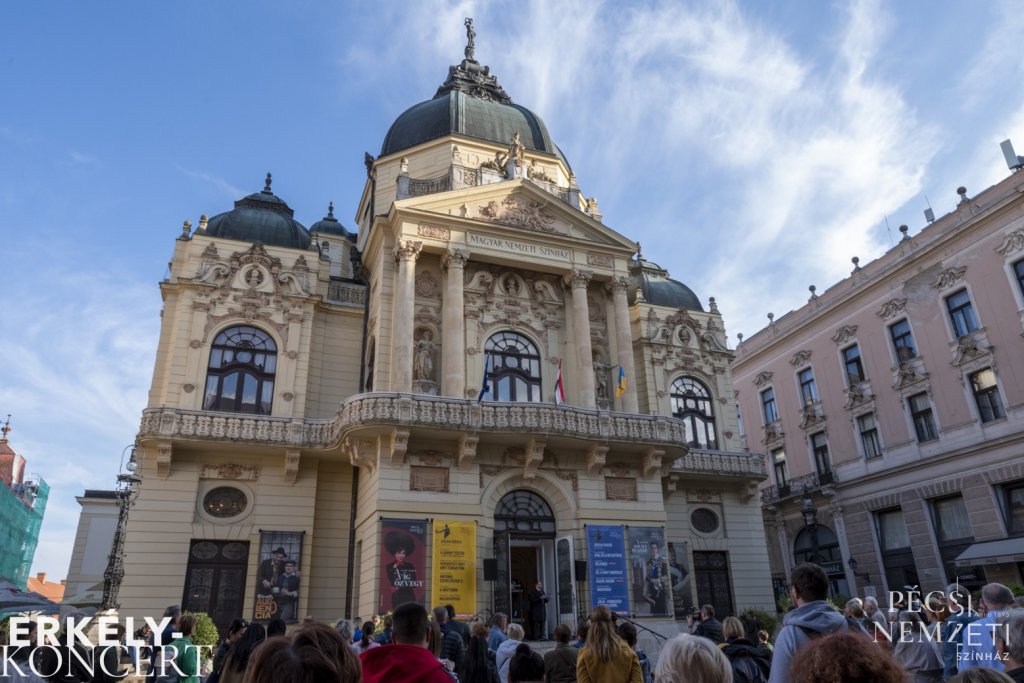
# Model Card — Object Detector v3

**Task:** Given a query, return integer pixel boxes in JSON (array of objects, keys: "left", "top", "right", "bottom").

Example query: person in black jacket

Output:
[
  {"left": 445, "top": 604, "right": 471, "bottom": 646},
  {"left": 688, "top": 604, "right": 724, "bottom": 644},
  {"left": 433, "top": 605, "right": 465, "bottom": 671},
  {"left": 721, "top": 616, "right": 771, "bottom": 682},
  {"left": 527, "top": 581, "right": 549, "bottom": 641}
]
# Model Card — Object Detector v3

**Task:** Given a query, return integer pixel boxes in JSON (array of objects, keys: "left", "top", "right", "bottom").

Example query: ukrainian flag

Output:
[{"left": 615, "top": 366, "right": 627, "bottom": 398}]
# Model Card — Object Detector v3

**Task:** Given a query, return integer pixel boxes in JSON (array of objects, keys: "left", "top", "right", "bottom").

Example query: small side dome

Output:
[
  {"left": 628, "top": 258, "right": 704, "bottom": 311},
  {"left": 200, "top": 173, "right": 311, "bottom": 250},
  {"left": 309, "top": 202, "right": 354, "bottom": 241}
]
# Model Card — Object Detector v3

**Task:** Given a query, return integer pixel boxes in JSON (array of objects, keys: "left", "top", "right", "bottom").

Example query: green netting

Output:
[{"left": 0, "top": 478, "right": 48, "bottom": 588}]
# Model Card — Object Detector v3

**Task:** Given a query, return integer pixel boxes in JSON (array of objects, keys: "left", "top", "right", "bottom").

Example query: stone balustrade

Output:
[
  {"left": 139, "top": 393, "right": 692, "bottom": 452},
  {"left": 674, "top": 449, "right": 767, "bottom": 478}
]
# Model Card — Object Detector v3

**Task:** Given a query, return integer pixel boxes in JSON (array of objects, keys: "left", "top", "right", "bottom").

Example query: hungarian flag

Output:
[
  {"left": 477, "top": 357, "right": 491, "bottom": 403},
  {"left": 554, "top": 361, "right": 566, "bottom": 405},
  {"left": 615, "top": 366, "right": 627, "bottom": 398}
]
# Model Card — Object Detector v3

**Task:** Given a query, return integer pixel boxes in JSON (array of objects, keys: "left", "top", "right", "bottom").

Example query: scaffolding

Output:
[{"left": 0, "top": 475, "right": 49, "bottom": 588}]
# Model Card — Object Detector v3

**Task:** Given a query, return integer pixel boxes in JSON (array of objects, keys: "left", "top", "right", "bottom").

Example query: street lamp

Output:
[
  {"left": 800, "top": 492, "right": 820, "bottom": 564},
  {"left": 101, "top": 445, "right": 143, "bottom": 610},
  {"left": 847, "top": 557, "right": 870, "bottom": 583}
]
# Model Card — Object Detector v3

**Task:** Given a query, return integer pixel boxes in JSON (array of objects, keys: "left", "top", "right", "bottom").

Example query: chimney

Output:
[{"left": 36, "top": 572, "right": 46, "bottom": 583}]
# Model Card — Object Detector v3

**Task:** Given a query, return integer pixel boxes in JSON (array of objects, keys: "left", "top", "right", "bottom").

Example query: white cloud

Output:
[
  {"left": 0, "top": 247, "right": 158, "bottom": 578},
  {"left": 174, "top": 164, "right": 245, "bottom": 200}
]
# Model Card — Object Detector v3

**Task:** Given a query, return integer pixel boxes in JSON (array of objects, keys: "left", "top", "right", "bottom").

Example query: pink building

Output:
[{"left": 732, "top": 162, "right": 1024, "bottom": 602}]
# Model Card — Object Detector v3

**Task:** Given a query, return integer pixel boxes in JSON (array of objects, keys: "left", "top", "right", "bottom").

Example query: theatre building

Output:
[
  {"left": 119, "top": 26, "right": 774, "bottom": 640},
  {"left": 732, "top": 167, "right": 1024, "bottom": 603}
]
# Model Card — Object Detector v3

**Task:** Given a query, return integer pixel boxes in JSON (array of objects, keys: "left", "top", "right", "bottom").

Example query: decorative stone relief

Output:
[
  {"left": 523, "top": 437, "right": 546, "bottom": 480},
  {"left": 789, "top": 350, "right": 812, "bottom": 367},
  {"left": 443, "top": 248, "right": 469, "bottom": 271},
  {"left": 415, "top": 272, "right": 440, "bottom": 298},
  {"left": 587, "top": 444, "right": 608, "bottom": 474},
  {"left": 410, "top": 466, "right": 449, "bottom": 492},
  {"left": 283, "top": 449, "right": 300, "bottom": 485},
  {"left": 996, "top": 228, "right": 1024, "bottom": 255},
  {"left": 876, "top": 298, "right": 908, "bottom": 319},
  {"left": 843, "top": 381, "right": 874, "bottom": 410},
  {"left": 200, "top": 463, "right": 261, "bottom": 481},
  {"left": 458, "top": 433, "right": 479, "bottom": 467},
  {"left": 950, "top": 333, "right": 993, "bottom": 367},
  {"left": 831, "top": 325, "right": 858, "bottom": 344},
  {"left": 587, "top": 252, "right": 614, "bottom": 268},
  {"left": 182, "top": 384, "right": 195, "bottom": 393},
  {"left": 417, "top": 224, "right": 451, "bottom": 240},
  {"left": 893, "top": 360, "right": 929, "bottom": 391},
  {"left": 643, "top": 448, "right": 665, "bottom": 478},
  {"left": 342, "top": 437, "right": 377, "bottom": 472},
  {"left": 155, "top": 441, "right": 173, "bottom": 479},
  {"left": 799, "top": 401, "right": 826, "bottom": 429},
  {"left": 753, "top": 371, "right": 774, "bottom": 387},
  {"left": 605, "top": 477, "right": 637, "bottom": 501},
  {"left": 687, "top": 489, "right": 721, "bottom": 504},
  {"left": 931, "top": 266, "right": 968, "bottom": 290},
  {"left": 394, "top": 240, "right": 423, "bottom": 262},
  {"left": 389, "top": 429, "right": 410, "bottom": 467}
]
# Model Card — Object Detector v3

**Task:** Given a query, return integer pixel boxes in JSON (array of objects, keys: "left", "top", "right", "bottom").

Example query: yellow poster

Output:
[{"left": 430, "top": 520, "right": 477, "bottom": 618}]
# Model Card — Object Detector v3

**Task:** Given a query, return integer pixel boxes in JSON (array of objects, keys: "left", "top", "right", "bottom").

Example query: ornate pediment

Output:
[
  {"left": 995, "top": 228, "right": 1024, "bottom": 256},
  {"left": 789, "top": 350, "right": 812, "bottom": 367},
  {"left": 831, "top": 325, "right": 858, "bottom": 345},
  {"left": 876, "top": 298, "right": 907, "bottom": 319},
  {"left": 754, "top": 371, "right": 774, "bottom": 387},
  {"left": 931, "top": 266, "right": 967, "bottom": 290}
]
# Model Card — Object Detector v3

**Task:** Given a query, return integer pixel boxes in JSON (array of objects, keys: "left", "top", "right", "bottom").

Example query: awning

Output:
[{"left": 954, "top": 538, "right": 1024, "bottom": 567}]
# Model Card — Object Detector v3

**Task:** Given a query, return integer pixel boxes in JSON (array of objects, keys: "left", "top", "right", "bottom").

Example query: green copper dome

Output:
[{"left": 201, "top": 173, "right": 311, "bottom": 250}]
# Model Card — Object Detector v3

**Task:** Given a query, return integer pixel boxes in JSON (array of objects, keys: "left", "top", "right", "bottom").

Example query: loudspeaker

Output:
[
  {"left": 575, "top": 560, "right": 587, "bottom": 579},
  {"left": 483, "top": 558, "right": 498, "bottom": 581}
]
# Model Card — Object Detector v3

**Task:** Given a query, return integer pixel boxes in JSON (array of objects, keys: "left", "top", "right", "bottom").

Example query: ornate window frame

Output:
[
  {"left": 202, "top": 324, "right": 279, "bottom": 416},
  {"left": 196, "top": 480, "right": 255, "bottom": 525},
  {"left": 669, "top": 376, "right": 718, "bottom": 450}
]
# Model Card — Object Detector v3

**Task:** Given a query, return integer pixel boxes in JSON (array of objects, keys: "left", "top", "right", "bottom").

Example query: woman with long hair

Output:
[
  {"left": 509, "top": 643, "right": 545, "bottom": 683},
  {"left": 576, "top": 606, "right": 641, "bottom": 683},
  {"left": 458, "top": 623, "right": 500, "bottom": 683},
  {"left": 207, "top": 618, "right": 247, "bottom": 683},
  {"left": 357, "top": 620, "right": 380, "bottom": 653},
  {"left": 218, "top": 621, "right": 266, "bottom": 683}
]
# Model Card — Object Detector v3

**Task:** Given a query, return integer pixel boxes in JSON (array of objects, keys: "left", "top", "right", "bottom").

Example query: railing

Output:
[
  {"left": 326, "top": 280, "right": 367, "bottom": 307},
  {"left": 760, "top": 469, "right": 836, "bottom": 503},
  {"left": 673, "top": 449, "right": 767, "bottom": 478},
  {"left": 400, "top": 164, "right": 576, "bottom": 207},
  {"left": 139, "top": 393, "right": 691, "bottom": 451}
]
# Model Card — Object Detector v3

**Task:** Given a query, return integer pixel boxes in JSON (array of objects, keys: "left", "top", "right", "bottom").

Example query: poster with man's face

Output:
[
  {"left": 380, "top": 519, "right": 427, "bottom": 614},
  {"left": 254, "top": 530, "right": 303, "bottom": 623},
  {"left": 628, "top": 526, "right": 671, "bottom": 617},
  {"left": 668, "top": 541, "right": 694, "bottom": 620}
]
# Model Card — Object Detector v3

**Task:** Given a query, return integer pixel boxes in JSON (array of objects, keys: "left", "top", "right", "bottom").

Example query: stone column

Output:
[
  {"left": 775, "top": 515, "right": 793, "bottom": 578},
  {"left": 565, "top": 269, "right": 596, "bottom": 408},
  {"left": 391, "top": 240, "right": 422, "bottom": 392},
  {"left": 828, "top": 500, "right": 856, "bottom": 592},
  {"left": 442, "top": 248, "right": 469, "bottom": 398},
  {"left": 609, "top": 277, "right": 639, "bottom": 413}
]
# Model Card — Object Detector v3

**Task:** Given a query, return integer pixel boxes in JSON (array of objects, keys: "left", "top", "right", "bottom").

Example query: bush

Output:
[
  {"left": 739, "top": 608, "right": 780, "bottom": 639},
  {"left": 183, "top": 611, "right": 220, "bottom": 661}
]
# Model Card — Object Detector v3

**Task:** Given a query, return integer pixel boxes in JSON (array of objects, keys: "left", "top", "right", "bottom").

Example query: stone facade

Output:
[
  {"left": 733, "top": 173, "right": 1024, "bottom": 602},
  {"left": 64, "top": 490, "right": 118, "bottom": 597},
  {"left": 119, "top": 40, "right": 774, "bottom": 646}
]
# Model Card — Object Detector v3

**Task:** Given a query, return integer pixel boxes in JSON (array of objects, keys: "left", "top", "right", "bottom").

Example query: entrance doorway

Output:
[
  {"left": 182, "top": 539, "right": 249, "bottom": 635},
  {"left": 492, "top": 490, "right": 574, "bottom": 639},
  {"left": 693, "top": 550, "right": 734, "bottom": 619}
]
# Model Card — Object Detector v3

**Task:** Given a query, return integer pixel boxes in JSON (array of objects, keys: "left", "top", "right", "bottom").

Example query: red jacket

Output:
[{"left": 360, "top": 643, "right": 457, "bottom": 683}]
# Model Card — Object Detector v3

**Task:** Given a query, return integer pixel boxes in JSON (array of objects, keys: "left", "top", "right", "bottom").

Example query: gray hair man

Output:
[
  {"left": 995, "top": 608, "right": 1024, "bottom": 682},
  {"left": 959, "top": 583, "right": 1015, "bottom": 672}
]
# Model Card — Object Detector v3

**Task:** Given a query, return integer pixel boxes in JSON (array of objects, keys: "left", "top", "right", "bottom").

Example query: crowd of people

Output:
[{"left": 4, "top": 562, "right": 1023, "bottom": 683}]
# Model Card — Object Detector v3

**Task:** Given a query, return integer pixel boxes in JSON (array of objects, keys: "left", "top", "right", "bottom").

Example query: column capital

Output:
[
  {"left": 394, "top": 240, "right": 423, "bottom": 262},
  {"left": 606, "top": 276, "right": 630, "bottom": 295},
  {"left": 564, "top": 268, "right": 593, "bottom": 290},
  {"left": 443, "top": 248, "right": 470, "bottom": 271}
]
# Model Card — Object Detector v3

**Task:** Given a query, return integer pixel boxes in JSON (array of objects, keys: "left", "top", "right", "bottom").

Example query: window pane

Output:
[
  {"left": 221, "top": 373, "right": 238, "bottom": 407},
  {"left": 240, "top": 373, "right": 259, "bottom": 413},
  {"left": 1008, "top": 486, "right": 1024, "bottom": 534},
  {"left": 878, "top": 510, "right": 910, "bottom": 550},
  {"left": 761, "top": 389, "right": 778, "bottom": 422},
  {"left": 933, "top": 497, "right": 972, "bottom": 542},
  {"left": 203, "top": 376, "right": 220, "bottom": 410},
  {"left": 261, "top": 381, "right": 274, "bottom": 414},
  {"left": 890, "top": 320, "right": 917, "bottom": 360}
]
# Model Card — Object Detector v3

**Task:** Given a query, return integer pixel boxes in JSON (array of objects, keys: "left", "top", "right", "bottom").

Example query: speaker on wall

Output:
[
  {"left": 574, "top": 560, "right": 587, "bottom": 579},
  {"left": 483, "top": 558, "right": 498, "bottom": 581}
]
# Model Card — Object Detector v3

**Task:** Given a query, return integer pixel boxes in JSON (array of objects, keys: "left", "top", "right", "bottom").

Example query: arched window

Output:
[
  {"left": 494, "top": 490, "right": 556, "bottom": 535},
  {"left": 484, "top": 331, "right": 542, "bottom": 402},
  {"left": 670, "top": 377, "right": 717, "bottom": 449},
  {"left": 203, "top": 326, "right": 277, "bottom": 415}
]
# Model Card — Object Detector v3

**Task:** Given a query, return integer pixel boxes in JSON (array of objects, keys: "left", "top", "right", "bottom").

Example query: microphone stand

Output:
[{"left": 613, "top": 613, "right": 668, "bottom": 642}]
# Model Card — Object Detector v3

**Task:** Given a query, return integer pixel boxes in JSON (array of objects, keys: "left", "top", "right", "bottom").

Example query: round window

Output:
[
  {"left": 691, "top": 508, "right": 719, "bottom": 534},
  {"left": 203, "top": 487, "right": 248, "bottom": 518}
]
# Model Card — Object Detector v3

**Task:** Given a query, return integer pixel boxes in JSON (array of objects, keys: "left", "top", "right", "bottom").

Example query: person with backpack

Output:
[
  {"left": 719, "top": 617, "right": 770, "bottom": 683},
  {"left": 767, "top": 563, "right": 867, "bottom": 683}
]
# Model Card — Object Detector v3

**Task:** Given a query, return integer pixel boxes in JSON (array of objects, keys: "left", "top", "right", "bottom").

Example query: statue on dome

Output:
[
  {"left": 464, "top": 18, "right": 476, "bottom": 61},
  {"left": 507, "top": 132, "right": 525, "bottom": 165}
]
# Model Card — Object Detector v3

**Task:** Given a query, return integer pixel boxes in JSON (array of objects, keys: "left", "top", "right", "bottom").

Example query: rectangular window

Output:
[
  {"left": 772, "top": 448, "right": 788, "bottom": 487},
  {"left": 798, "top": 368, "right": 818, "bottom": 406},
  {"left": 946, "top": 289, "right": 979, "bottom": 337},
  {"left": 857, "top": 413, "right": 882, "bottom": 459},
  {"left": 890, "top": 319, "right": 917, "bottom": 361},
  {"left": 877, "top": 509, "right": 911, "bottom": 551},
  {"left": 909, "top": 392, "right": 938, "bottom": 443},
  {"left": 1015, "top": 260, "right": 1024, "bottom": 298},
  {"left": 1006, "top": 483, "right": 1024, "bottom": 536},
  {"left": 843, "top": 344, "right": 865, "bottom": 384},
  {"left": 761, "top": 388, "right": 778, "bottom": 423},
  {"left": 932, "top": 496, "right": 973, "bottom": 543},
  {"left": 970, "top": 368, "right": 1005, "bottom": 423},
  {"left": 810, "top": 432, "right": 831, "bottom": 474}
]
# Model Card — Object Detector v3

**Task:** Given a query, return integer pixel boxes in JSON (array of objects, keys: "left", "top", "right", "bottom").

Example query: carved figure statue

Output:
[
  {"left": 481, "top": 151, "right": 506, "bottom": 173},
  {"left": 464, "top": 18, "right": 476, "bottom": 60},
  {"left": 400, "top": 157, "right": 409, "bottom": 174},
  {"left": 414, "top": 331, "right": 435, "bottom": 381},
  {"left": 507, "top": 132, "right": 525, "bottom": 166},
  {"left": 593, "top": 359, "right": 610, "bottom": 400}
]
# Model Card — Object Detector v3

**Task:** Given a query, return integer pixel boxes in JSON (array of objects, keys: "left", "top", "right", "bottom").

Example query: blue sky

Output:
[{"left": 2, "top": 1, "right": 1022, "bottom": 580}]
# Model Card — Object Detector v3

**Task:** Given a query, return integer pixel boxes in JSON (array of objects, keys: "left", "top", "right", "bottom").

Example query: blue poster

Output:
[{"left": 587, "top": 525, "right": 630, "bottom": 614}]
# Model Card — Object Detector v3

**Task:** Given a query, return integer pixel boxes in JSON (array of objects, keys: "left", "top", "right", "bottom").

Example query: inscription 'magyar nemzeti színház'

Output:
[{"left": 468, "top": 233, "right": 571, "bottom": 261}]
